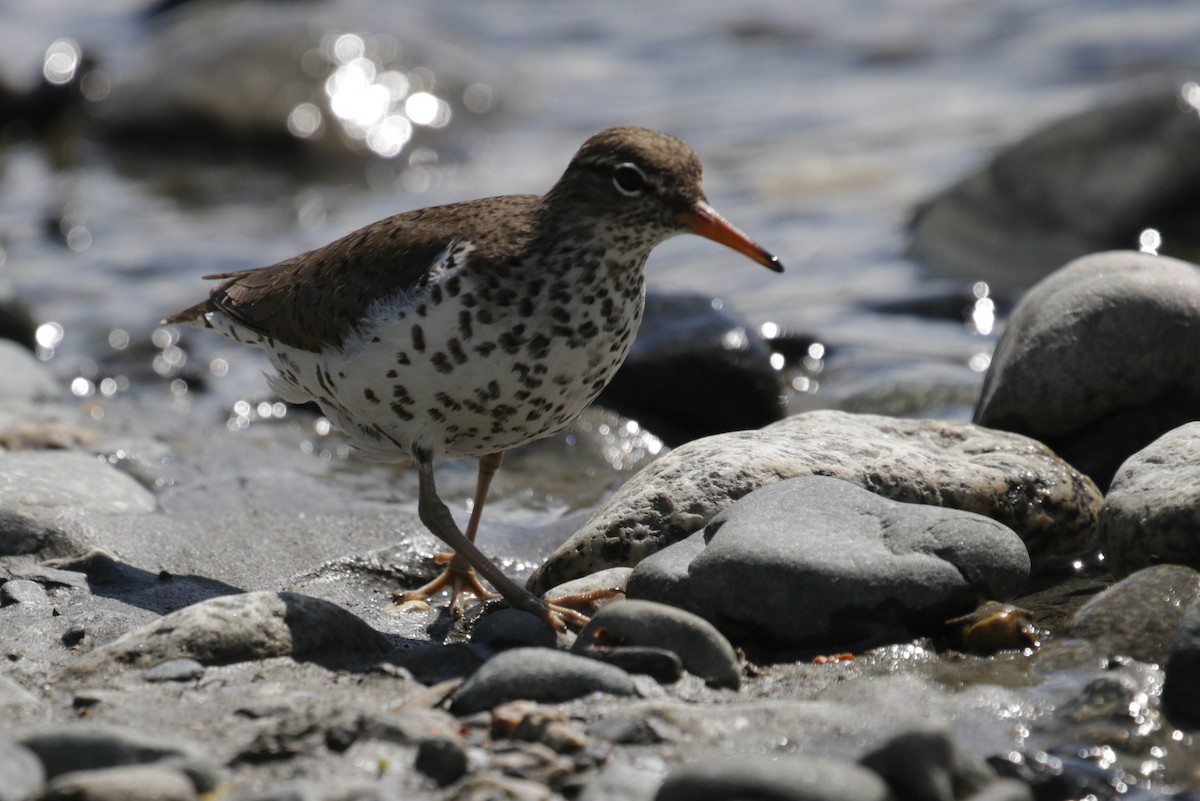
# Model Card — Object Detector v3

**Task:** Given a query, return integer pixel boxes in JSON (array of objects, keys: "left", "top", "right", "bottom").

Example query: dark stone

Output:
[
  {"left": 597, "top": 291, "right": 782, "bottom": 445},
  {"left": 414, "top": 737, "right": 468, "bottom": 786},
  {"left": 1163, "top": 596, "right": 1200, "bottom": 728},
  {"left": 450, "top": 647, "right": 635, "bottom": 715},
  {"left": 655, "top": 754, "right": 892, "bottom": 801}
]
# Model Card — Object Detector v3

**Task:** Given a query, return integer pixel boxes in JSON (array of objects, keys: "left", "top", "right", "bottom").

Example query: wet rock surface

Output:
[
  {"left": 627, "top": 476, "right": 1030, "bottom": 649},
  {"left": 974, "top": 250, "right": 1200, "bottom": 492},
  {"left": 1101, "top": 422, "right": 1200, "bottom": 577},
  {"left": 530, "top": 410, "right": 1099, "bottom": 593}
]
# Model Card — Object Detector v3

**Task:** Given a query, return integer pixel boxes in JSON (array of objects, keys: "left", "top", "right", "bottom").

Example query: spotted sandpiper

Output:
[{"left": 168, "top": 126, "right": 781, "bottom": 629}]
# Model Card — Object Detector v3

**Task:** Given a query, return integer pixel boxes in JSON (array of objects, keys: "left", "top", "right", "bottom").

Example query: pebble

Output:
[
  {"left": 577, "top": 762, "right": 662, "bottom": 801},
  {"left": 67, "top": 591, "right": 390, "bottom": 676},
  {"left": 17, "top": 723, "right": 221, "bottom": 793},
  {"left": 859, "top": 724, "right": 1003, "bottom": 801},
  {"left": 471, "top": 608, "right": 559, "bottom": 651},
  {"left": 654, "top": 754, "right": 893, "bottom": 801},
  {"left": 0, "top": 739, "right": 44, "bottom": 801},
  {"left": 144, "top": 658, "right": 205, "bottom": 683},
  {"left": 450, "top": 647, "right": 635, "bottom": 716},
  {"left": 578, "top": 645, "right": 683, "bottom": 684},
  {"left": 42, "top": 764, "right": 198, "bottom": 801},
  {"left": 1101, "top": 422, "right": 1200, "bottom": 576},
  {"left": 530, "top": 410, "right": 1098, "bottom": 593},
  {"left": 1163, "top": 596, "right": 1200, "bottom": 728},
  {"left": 630, "top": 476, "right": 1030, "bottom": 648},
  {"left": 1037, "top": 565, "right": 1200, "bottom": 670},
  {"left": 974, "top": 250, "right": 1200, "bottom": 491},
  {"left": 572, "top": 599, "right": 740, "bottom": 688},
  {"left": 0, "top": 578, "right": 51, "bottom": 607},
  {"left": 414, "top": 736, "right": 469, "bottom": 786}
]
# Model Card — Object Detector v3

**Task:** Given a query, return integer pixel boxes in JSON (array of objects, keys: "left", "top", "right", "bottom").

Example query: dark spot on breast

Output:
[
  {"left": 477, "top": 309, "right": 495, "bottom": 325},
  {"left": 363, "top": 388, "right": 380, "bottom": 405},
  {"left": 458, "top": 310, "right": 473, "bottom": 340},
  {"left": 411, "top": 325, "right": 426, "bottom": 352},
  {"left": 527, "top": 333, "right": 551, "bottom": 360},
  {"left": 436, "top": 392, "right": 463, "bottom": 411},
  {"left": 430, "top": 284, "right": 443, "bottom": 305},
  {"left": 447, "top": 275, "right": 462, "bottom": 297},
  {"left": 550, "top": 306, "right": 571, "bottom": 324},
  {"left": 395, "top": 352, "right": 410, "bottom": 366},
  {"left": 391, "top": 402, "right": 414, "bottom": 421},
  {"left": 427, "top": 407, "right": 446, "bottom": 423},
  {"left": 416, "top": 304, "right": 428, "bottom": 318},
  {"left": 430, "top": 352, "right": 453, "bottom": 374},
  {"left": 474, "top": 341, "right": 497, "bottom": 357},
  {"left": 447, "top": 338, "right": 468, "bottom": 365},
  {"left": 519, "top": 297, "right": 534, "bottom": 317},
  {"left": 578, "top": 320, "right": 599, "bottom": 338}
]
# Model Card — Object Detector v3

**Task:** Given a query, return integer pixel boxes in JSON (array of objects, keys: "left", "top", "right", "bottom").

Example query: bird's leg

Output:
[{"left": 395, "top": 454, "right": 586, "bottom": 630}]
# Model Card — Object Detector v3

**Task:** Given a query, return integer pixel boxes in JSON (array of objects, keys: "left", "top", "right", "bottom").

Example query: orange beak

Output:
[{"left": 676, "top": 201, "right": 783, "bottom": 273}]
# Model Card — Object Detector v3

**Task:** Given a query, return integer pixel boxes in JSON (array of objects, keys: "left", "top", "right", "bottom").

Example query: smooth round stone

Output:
[
  {"left": 67, "top": 592, "right": 389, "bottom": 676},
  {"left": 530, "top": 410, "right": 1098, "bottom": 593},
  {"left": 1036, "top": 565, "right": 1200, "bottom": 670},
  {"left": 0, "top": 739, "right": 45, "bottom": 801},
  {"left": 572, "top": 599, "right": 739, "bottom": 688},
  {"left": 655, "top": 754, "right": 892, "bottom": 801},
  {"left": 0, "top": 579, "right": 50, "bottom": 607},
  {"left": 975, "top": 250, "right": 1200, "bottom": 491},
  {"left": 1163, "top": 596, "right": 1200, "bottom": 728},
  {"left": 1101, "top": 422, "right": 1200, "bottom": 576},
  {"left": 631, "top": 475, "right": 1030, "bottom": 648},
  {"left": 42, "top": 764, "right": 198, "bottom": 801},
  {"left": 144, "top": 659, "right": 205, "bottom": 683},
  {"left": 414, "top": 736, "right": 468, "bottom": 787},
  {"left": 18, "top": 723, "right": 221, "bottom": 793},
  {"left": 579, "top": 645, "right": 683, "bottom": 685},
  {"left": 450, "top": 647, "right": 635, "bottom": 715},
  {"left": 471, "top": 608, "right": 558, "bottom": 651},
  {"left": 859, "top": 723, "right": 1001, "bottom": 801}
]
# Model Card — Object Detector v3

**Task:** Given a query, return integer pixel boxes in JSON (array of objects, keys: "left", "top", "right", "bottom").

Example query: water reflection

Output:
[
  {"left": 42, "top": 39, "right": 81, "bottom": 85},
  {"left": 296, "top": 31, "right": 456, "bottom": 159}
]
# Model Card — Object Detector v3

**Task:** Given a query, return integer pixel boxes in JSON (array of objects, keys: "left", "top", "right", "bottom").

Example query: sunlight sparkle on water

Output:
[{"left": 43, "top": 39, "right": 81, "bottom": 85}]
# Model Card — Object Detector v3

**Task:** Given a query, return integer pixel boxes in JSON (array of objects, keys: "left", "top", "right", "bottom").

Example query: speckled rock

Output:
[
  {"left": 67, "top": 591, "right": 389, "bottom": 676},
  {"left": 628, "top": 476, "right": 1030, "bottom": 648},
  {"left": 529, "top": 410, "right": 1092, "bottom": 594},
  {"left": 1036, "top": 565, "right": 1200, "bottom": 670},
  {"left": 974, "top": 250, "right": 1200, "bottom": 491},
  {"left": 1101, "top": 422, "right": 1200, "bottom": 577},
  {"left": 450, "top": 647, "right": 635, "bottom": 715},
  {"left": 655, "top": 754, "right": 893, "bottom": 801},
  {"left": 572, "top": 599, "right": 740, "bottom": 688}
]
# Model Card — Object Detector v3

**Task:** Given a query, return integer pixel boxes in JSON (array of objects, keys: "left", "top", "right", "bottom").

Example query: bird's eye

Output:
[{"left": 612, "top": 163, "right": 646, "bottom": 196}]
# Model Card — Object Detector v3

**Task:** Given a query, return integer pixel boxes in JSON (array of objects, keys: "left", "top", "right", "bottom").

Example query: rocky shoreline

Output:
[{"left": 4, "top": 247, "right": 1200, "bottom": 800}]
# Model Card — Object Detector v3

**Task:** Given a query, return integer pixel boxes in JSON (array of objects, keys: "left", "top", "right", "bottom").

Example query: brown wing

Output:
[{"left": 167, "top": 195, "right": 542, "bottom": 352}]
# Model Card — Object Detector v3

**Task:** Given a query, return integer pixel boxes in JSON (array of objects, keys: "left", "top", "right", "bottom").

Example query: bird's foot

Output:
[
  {"left": 392, "top": 554, "right": 499, "bottom": 619},
  {"left": 512, "top": 587, "right": 623, "bottom": 633}
]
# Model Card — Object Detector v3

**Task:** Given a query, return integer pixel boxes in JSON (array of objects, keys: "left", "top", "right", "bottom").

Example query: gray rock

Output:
[
  {"left": 578, "top": 761, "right": 661, "bottom": 801},
  {"left": 572, "top": 599, "right": 740, "bottom": 688},
  {"left": 450, "top": 647, "right": 635, "bottom": 715},
  {"left": 859, "top": 723, "right": 998, "bottom": 801},
  {"left": 580, "top": 645, "right": 683, "bottom": 684},
  {"left": 67, "top": 592, "right": 389, "bottom": 676},
  {"left": 0, "top": 739, "right": 44, "bottom": 801},
  {"left": 471, "top": 608, "right": 558, "bottom": 651},
  {"left": 1037, "top": 565, "right": 1200, "bottom": 670},
  {"left": 0, "top": 340, "right": 60, "bottom": 403},
  {"left": 0, "top": 579, "right": 50, "bottom": 607},
  {"left": 414, "top": 736, "right": 468, "bottom": 786},
  {"left": 974, "top": 250, "right": 1200, "bottom": 491},
  {"left": 0, "top": 451, "right": 157, "bottom": 558},
  {"left": 143, "top": 659, "right": 205, "bottom": 683},
  {"left": 1163, "top": 596, "right": 1200, "bottom": 728},
  {"left": 1101, "top": 422, "right": 1200, "bottom": 576},
  {"left": 655, "top": 754, "right": 892, "bottom": 801},
  {"left": 43, "top": 764, "right": 198, "bottom": 801},
  {"left": 908, "top": 88, "right": 1200, "bottom": 287},
  {"left": 630, "top": 476, "right": 1029, "bottom": 648},
  {"left": 529, "top": 410, "right": 1097, "bottom": 593},
  {"left": 18, "top": 724, "right": 220, "bottom": 793}
]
